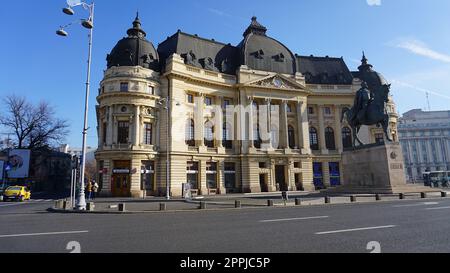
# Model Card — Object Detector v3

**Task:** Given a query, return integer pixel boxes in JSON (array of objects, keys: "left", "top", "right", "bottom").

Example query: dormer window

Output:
[
  {"left": 184, "top": 50, "right": 197, "bottom": 66},
  {"left": 273, "top": 53, "right": 285, "bottom": 62},
  {"left": 252, "top": 49, "right": 264, "bottom": 59}
]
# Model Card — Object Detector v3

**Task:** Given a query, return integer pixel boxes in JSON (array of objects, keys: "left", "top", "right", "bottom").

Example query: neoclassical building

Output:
[
  {"left": 95, "top": 15, "right": 398, "bottom": 197},
  {"left": 398, "top": 109, "right": 450, "bottom": 182}
]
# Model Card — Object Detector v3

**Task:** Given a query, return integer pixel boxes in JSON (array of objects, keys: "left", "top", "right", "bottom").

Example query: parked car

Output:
[{"left": 2, "top": 186, "right": 31, "bottom": 202}]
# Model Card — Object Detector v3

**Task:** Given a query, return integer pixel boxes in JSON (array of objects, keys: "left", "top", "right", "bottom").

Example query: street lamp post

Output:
[{"left": 56, "top": 0, "right": 95, "bottom": 210}]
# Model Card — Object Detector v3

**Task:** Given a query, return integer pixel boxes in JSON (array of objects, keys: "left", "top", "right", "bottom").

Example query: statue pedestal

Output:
[{"left": 328, "top": 142, "right": 433, "bottom": 194}]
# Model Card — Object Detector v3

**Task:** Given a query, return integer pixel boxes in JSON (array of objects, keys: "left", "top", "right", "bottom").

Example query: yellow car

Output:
[{"left": 2, "top": 186, "right": 31, "bottom": 202}]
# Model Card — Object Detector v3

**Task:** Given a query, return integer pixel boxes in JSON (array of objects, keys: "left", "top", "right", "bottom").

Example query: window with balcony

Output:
[
  {"left": 309, "top": 127, "right": 319, "bottom": 150},
  {"left": 117, "top": 121, "right": 129, "bottom": 144},
  {"left": 325, "top": 127, "right": 336, "bottom": 150},
  {"left": 144, "top": 123, "right": 153, "bottom": 145},
  {"left": 185, "top": 119, "right": 195, "bottom": 147}
]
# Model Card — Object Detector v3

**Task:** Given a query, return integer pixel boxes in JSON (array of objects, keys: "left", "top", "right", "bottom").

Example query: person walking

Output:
[
  {"left": 92, "top": 180, "right": 99, "bottom": 200},
  {"left": 86, "top": 180, "right": 92, "bottom": 201}
]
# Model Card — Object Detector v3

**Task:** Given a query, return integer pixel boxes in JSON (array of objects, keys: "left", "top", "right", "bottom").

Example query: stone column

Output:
[
  {"left": 248, "top": 98, "right": 255, "bottom": 149},
  {"left": 107, "top": 106, "right": 113, "bottom": 145},
  {"left": 281, "top": 100, "right": 289, "bottom": 149},
  {"left": 334, "top": 105, "right": 343, "bottom": 153},
  {"left": 296, "top": 101, "right": 310, "bottom": 154},
  {"left": 317, "top": 104, "right": 328, "bottom": 154},
  {"left": 215, "top": 97, "right": 224, "bottom": 148},
  {"left": 194, "top": 94, "right": 205, "bottom": 148},
  {"left": 218, "top": 161, "right": 226, "bottom": 194},
  {"left": 133, "top": 105, "right": 140, "bottom": 146},
  {"left": 322, "top": 161, "right": 331, "bottom": 188}
]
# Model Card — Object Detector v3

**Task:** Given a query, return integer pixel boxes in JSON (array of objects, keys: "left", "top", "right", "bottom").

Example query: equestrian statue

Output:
[{"left": 341, "top": 81, "right": 393, "bottom": 148}]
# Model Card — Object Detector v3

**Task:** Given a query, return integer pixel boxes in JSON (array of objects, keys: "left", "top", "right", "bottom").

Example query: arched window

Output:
[
  {"left": 342, "top": 127, "right": 352, "bottom": 149},
  {"left": 325, "top": 127, "right": 336, "bottom": 150},
  {"left": 204, "top": 121, "right": 214, "bottom": 148},
  {"left": 288, "top": 125, "right": 296, "bottom": 149},
  {"left": 185, "top": 119, "right": 195, "bottom": 147},
  {"left": 223, "top": 123, "right": 232, "bottom": 149},
  {"left": 309, "top": 127, "right": 319, "bottom": 150}
]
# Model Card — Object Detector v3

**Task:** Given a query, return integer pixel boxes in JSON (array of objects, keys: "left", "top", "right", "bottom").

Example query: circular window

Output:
[{"left": 121, "top": 106, "right": 127, "bottom": 113}]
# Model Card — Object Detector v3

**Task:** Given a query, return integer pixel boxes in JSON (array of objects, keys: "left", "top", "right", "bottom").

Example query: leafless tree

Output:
[
  {"left": 0, "top": 95, "right": 69, "bottom": 150},
  {"left": 84, "top": 159, "right": 97, "bottom": 182}
]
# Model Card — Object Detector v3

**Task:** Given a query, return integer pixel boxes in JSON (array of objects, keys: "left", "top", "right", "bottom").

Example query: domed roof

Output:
[
  {"left": 106, "top": 14, "right": 159, "bottom": 71},
  {"left": 355, "top": 52, "right": 388, "bottom": 91},
  {"left": 239, "top": 17, "right": 296, "bottom": 75}
]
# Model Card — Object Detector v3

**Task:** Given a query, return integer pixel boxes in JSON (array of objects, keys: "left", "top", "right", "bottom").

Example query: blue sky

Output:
[{"left": 1, "top": 0, "right": 450, "bottom": 148}]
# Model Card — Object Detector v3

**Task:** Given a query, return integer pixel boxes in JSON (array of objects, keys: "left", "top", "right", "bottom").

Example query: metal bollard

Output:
[
  {"left": 235, "top": 200, "right": 241, "bottom": 208},
  {"left": 267, "top": 200, "right": 274, "bottom": 207},
  {"left": 399, "top": 193, "right": 405, "bottom": 200},
  {"left": 159, "top": 203, "right": 166, "bottom": 211},
  {"left": 421, "top": 192, "right": 427, "bottom": 199},
  {"left": 62, "top": 200, "right": 69, "bottom": 210},
  {"left": 295, "top": 198, "right": 301, "bottom": 206},
  {"left": 350, "top": 195, "right": 357, "bottom": 202},
  {"left": 324, "top": 196, "right": 331, "bottom": 204},
  {"left": 441, "top": 191, "right": 448, "bottom": 198},
  {"left": 375, "top": 194, "right": 381, "bottom": 201},
  {"left": 118, "top": 203, "right": 126, "bottom": 212},
  {"left": 0, "top": 195, "right": 3, "bottom": 201},
  {"left": 199, "top": 201, "right": 206, "bottom": 210},
  {"left": 86, "top": 202, "right": 95, "bottom": 211}
]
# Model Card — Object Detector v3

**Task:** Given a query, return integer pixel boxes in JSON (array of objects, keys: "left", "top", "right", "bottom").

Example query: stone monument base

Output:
[{"left": 326, "top": 142, "right": 435, "bottom": 194}]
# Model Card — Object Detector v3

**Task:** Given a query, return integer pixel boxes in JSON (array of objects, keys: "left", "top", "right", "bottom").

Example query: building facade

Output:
[
  {"left": 398, "top": 109, "right": 450, "bottom": 182},
  {"left": 95, "top": 15, "right": 398, "bottom": 197}
]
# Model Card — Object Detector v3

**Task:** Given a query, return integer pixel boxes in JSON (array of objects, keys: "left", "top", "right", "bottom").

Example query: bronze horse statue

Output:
[{"left": 341, "top": 84, "right": 393, "bottom": 147}]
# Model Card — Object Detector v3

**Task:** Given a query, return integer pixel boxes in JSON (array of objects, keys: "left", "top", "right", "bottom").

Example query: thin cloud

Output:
[
  {"left": 395, "top": 39, "right": 450, "bottom": 63},
  {"left": 391, "top": 79, "right": 450, "bottom": 100},
  {"left": 207, "top": 8, "right": 230, "bottom": 17},
  {"left": 367, "top": 0, "right": 382, "bottom": 6}
]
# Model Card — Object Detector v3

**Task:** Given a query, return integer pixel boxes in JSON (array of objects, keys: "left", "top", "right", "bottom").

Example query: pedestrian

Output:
[
  {"left": 86, "top": 180, "right": 92, "bottom": 200},
  {"left": 92, "top": 180, "right": 99, "bottom": 200}
]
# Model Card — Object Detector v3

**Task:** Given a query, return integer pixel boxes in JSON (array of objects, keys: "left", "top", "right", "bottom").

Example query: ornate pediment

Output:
[{"left": 248, "top": 75, "right": 305, "bottom": 90}]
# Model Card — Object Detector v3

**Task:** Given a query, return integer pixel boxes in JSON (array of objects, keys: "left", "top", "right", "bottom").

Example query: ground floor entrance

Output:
[
  {"left": 111, "top": 160, "right": 131, "bottom": 197},
  {"left": 275, "top": 165, "right": 288, "bottom": 191}
]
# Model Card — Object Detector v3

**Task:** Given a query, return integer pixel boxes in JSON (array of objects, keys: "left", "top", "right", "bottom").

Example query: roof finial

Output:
[
  {"left": 361, "top": 51, "right": 368, "bottom": 65},
  {"left": 136, "top": 10, "right": 139, "bottom": 20}
]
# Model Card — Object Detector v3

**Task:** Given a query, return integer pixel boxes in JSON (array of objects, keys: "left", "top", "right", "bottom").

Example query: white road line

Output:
[
  {"left": 393, "top": 202, "right": 439, "bottom": 208},
  {"left": 260, "top": 216, "right": 329, "bottom": 223},
  {"left": 315, "top": 225, "right": 397, "bottom": 235},
  {"left": 426, "top": 206, "right": 450, "bottom": 210},
  {"left": 0, "top": 230, "right": 89, "bottom": 239},
  {"left": 0, "top": 203, "right": 26, "bottom": 208}
]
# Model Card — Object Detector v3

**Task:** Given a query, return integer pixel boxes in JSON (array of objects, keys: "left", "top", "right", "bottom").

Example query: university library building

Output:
[{"left": 95, "top": 15, "right": 398, "bottom": 197}]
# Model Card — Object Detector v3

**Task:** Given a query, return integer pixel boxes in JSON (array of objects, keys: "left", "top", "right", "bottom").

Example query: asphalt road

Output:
[{"left": 1, "top": 197, "right": 450, "bottom": 253}]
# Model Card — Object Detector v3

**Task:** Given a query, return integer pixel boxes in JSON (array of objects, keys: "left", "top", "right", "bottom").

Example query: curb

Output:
[{"left": 47, "top": 194, "right": 449, "bottom": 215}]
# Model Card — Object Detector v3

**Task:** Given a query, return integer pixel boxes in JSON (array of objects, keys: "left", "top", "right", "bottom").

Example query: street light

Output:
[
  {"left": 157, "top": 98, "right": 180, "bottom": 200},
  {"left": 56, "top": 0, "right": 95, "bottom": 210}
]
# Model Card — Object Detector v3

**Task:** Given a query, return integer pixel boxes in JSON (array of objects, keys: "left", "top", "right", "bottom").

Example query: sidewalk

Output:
[{"left": 50, "top": 189, "right": 450, "bottom": 214}]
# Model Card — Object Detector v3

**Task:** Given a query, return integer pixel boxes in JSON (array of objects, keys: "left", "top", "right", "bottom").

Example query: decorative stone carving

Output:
[
  {"left": 184, "top": 50, "right": 197, "bottom": 66},
  {"left": 252, "top": 76, "right": 300, "bottom": 90},
  {"left": 252, "top": 49, "right": 264, "bottom": 59}
]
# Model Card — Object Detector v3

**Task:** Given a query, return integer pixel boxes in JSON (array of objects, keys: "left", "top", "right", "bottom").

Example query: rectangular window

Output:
[
  {"left": 187, "top": 94, "right": 194, "bottom": 104},
  {"left": 206, "top": 162, "right": 217, "bottom": 189},
  {"left": 308, "top": 107, "right": 314, "bottom": 115},
  {"left": 117, "top": 121, "right": 129, "bottom": 144},
  {"left": 205, "top": 96, "right": 213, "bottom": 106},
  {"left": 223, "top": 99, "right": 232, "bottom": 108},
  {"left": 147, "top": 85, "right": 154, "bottom": 95},
  {"left": 186, "top": 161, "right": 199, "bottom": 189},
  {"left": 375, "top": 133, "right": 384, "bottom": 144},
  {"left": 120, "top": 82, "right": 129, "bottom": 92},
  {"left": 144, "top": 123, "right": 153, "bottom": 145},
  {"left": 259, "top": 162, "right": 267, "bottom": 168},
  {"left": 329, "top": 162, "right": 341, "bottom": 186},
  {"left": 294, "top": 162, "right": 301, "bottom": 168},
  {"left": 324, "top": 107, "right": 332, "bottom": 115},
  {"left": 313, "top": 162, "right": 324, "bottom": 189}
]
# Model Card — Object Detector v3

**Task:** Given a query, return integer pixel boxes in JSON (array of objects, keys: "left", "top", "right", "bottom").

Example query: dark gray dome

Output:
[
  {"left": 239, "top": 17, "right": 296, "bottom": 75},
  {"left": 106, "top": 14, "right": 159, "bottom": 71},
  {"left": 356, "top": 52, "right": 388, "bottom": 91}
]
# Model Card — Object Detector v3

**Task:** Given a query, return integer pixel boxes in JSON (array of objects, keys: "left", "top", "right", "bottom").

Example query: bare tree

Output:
[
  {"left": 84, "top": 159, "right": 97, "bottom": 182},
  {"left": 0, "top": 95, "right": 69, "bottom": 150}
]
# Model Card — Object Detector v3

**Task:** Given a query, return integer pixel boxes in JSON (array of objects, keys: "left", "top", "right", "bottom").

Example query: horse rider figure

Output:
[{"left": 352, "top": 81, "right": 374, "bottom": 123}]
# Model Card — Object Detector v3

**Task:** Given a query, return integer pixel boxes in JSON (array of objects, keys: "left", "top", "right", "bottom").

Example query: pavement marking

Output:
[
  {"left": 0, "top": 230, "right": 89, "bottom": 239},
  {"left": 0, "top": 203, "right": 27, "bottom": 208},
  {"left": 393, "top": 202, "right": 439, "bottom": 208},
  {"left": 315, "top": 225, "right": 397, "bottom": 235},
  {"left": 260, "top": 216, "right": 329, "bottom": 223},
  {"left": 426, "top": 206, "right": 450, "bottom": 210}
]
